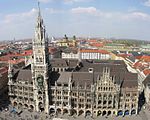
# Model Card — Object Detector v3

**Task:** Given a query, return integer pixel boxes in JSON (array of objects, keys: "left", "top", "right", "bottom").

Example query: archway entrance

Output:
[
  {"left": 124, "top": 110, "right": 129, "bottom": 115},
  {"left": 78, "top": 110, "right": 84, "bottom": 116},
  {"left": 113, "top": 111, "right": 116, "bottom": 115},
  {"left": 56, "top": 108, "right": 61, "bottom": 114},
  {"left": 38, "top": 102, "right": 44, "bottom": 112},
  {"left": 85, "top": 110, "right": 91, "bottom": 117},
  {"left": 97, "top": 110, "right": 101, "bottom": 116},
  {"left": 108, "top": 111, "right": 111, "bottom": 116},
  {"left": 50, "top": 108, "right": 55, "bottom": 115},
  {"left": 102, "top": 111, "right": 107, "bottom": 116},
  {"left": 29, "top": 105, "right": 34, "bottom": 111},
  {"left": 118, "top": 110, "right": 123, "bottom": 116},
  {"left": 131, "top": 109, "right": 136, "bottom": 115},
  {"left": 63, "top": 109, "right": 68, "bottom": 114},
  {"left": 71, "top": 109, "right": 77, "bottom": 116}
]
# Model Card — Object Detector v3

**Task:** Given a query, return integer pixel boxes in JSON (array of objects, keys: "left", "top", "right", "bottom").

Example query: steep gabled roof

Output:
[
  {"left": 16, "top": 69, "right": 32, "bottom": 82},
  {"left": 143, "top": 74, "right": 150, "bottom": 86}
]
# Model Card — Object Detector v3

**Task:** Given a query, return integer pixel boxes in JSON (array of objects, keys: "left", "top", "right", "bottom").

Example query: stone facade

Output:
[{"left": 49, "top": 65, "right": 139, "bottom": 117}]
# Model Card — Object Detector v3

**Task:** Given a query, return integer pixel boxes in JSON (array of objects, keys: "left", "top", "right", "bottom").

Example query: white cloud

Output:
[
  {"left": 144, "top": 0, "right": 150, "bottom": 6},
  {"left": 71, "top": 7, "right": 150, "bottom": 21},
  {"left": 38, "top": 0, "right": 91, "bottom": 4},
  {"left": 64, "top": 0, "right": 92, "bottom": 4},
  {"left": 45, "top": 8, "right": 64, "bottom": 14},
  {"left": 123, "top": 12, "right": 150, "bottom": 21},
  {"left": 3, "top": 8, "right": 37, "bottom": 23},
  {"left": 71, "top": 7, "right": 115, "bottom": 18},
  {"left": 2, "top": 7, "right": 64, "bottom": 24},
  {"left": 71, "top": 7, "right": 97, "bottom": 14},
  {"left": 0, "top": 8, "right": 38, "bottom": 40},
  {"left": 38, "top": 0, "right": 51, "bottom": 3}
]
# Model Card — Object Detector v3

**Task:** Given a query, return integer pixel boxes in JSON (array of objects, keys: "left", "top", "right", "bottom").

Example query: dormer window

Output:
[{"left": 88, "top": 68, "right": 93, "bottom": 73}]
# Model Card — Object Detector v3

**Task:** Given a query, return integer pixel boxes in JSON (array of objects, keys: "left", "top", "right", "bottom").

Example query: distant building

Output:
[
  {"left": 80, "top": 49, "right": 110, "bottom": 60},
  {"left": 61, "top": 48, "right": 79, "bottom": 59},
  {"left": 62, "top": 48, "right": 111, "bottom": 60},
  {"left": 56, "top": 36, "right": 77, "bottom": 48},
  {"left": 49, "top": 47, "right": 61, "bottom": 59},
  {"left": 140, "top": 44, "right": 150, "bottom": 52}
]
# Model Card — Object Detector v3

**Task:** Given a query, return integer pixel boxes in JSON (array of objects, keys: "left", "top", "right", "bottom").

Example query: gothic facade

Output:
[{"left": 8, "top": 5, "right": 139, "bottom": 117}]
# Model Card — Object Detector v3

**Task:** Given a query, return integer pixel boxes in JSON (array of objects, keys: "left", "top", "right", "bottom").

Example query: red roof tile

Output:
[
  {"left": 140, "top": 56, "right": 150, "bottom": 62},
  {"left": 23, "top": 50, "right": 33, "bottom": 55},
  {"left": 80, "top": 49, "right": 109, "bottom": 54},
  {"left": 143, "top": 69, "right": 150, "bottom": 76},
  {"left": 133, "top": 61, "right": 142, "bottom": 68},
  {"left": 135, "top": 56, "right": 143, "bottom": 59},
  {"left": 0, "top": 67, "right": 8, "bottom": 75},
  {"left": 90, "top": 43, "right": 104, "bottom": 47},
  {"left": 87, "top": 39, "right": 97, "bottom": 43},
  {"left": 8, "top": 59, "right": 25, "bottom": 64}
]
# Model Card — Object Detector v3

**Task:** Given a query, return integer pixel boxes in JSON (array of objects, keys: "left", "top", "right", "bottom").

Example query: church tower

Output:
[{"left": 32, "top": 2, "right": 50, "bottom": 113}]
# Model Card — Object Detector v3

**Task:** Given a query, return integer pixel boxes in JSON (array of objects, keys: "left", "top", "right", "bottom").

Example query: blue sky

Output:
[{"left": 0, "top": 0, "right": 150, "bottom": 40}]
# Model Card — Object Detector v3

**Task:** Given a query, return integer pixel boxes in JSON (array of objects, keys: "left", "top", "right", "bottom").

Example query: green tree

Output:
[{"left": 73, "top": 35, "right": 76, "bottom": 40}]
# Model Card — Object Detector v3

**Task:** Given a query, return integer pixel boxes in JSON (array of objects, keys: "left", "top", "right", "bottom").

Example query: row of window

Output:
[
  {"left": 98, "top": 87, "right": 114, "bottom": 91},
  {"left": 119, "top": 103, "right": 137, "bottom": 108}
]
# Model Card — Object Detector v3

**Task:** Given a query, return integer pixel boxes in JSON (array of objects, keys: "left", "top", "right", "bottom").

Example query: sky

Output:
[{"left": 0, "top": 0, "right": 150, "bottom": 41}]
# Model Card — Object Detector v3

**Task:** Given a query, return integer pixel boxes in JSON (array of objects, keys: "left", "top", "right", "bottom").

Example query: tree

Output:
[
  {"left": 73, "top": 35, "right": 76, "bottom": 40},
  {"left": 64, "top": 34, "right": 68, "bottom": 40}
]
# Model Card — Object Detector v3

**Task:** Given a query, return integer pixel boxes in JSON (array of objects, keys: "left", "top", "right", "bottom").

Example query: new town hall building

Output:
[{"left": 8, "top": 5, "right": 139, "bottom": 117}]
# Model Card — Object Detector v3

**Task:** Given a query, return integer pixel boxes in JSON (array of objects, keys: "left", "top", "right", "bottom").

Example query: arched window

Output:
[
  {"left": 39, "top": 58, "right": 42, "bottom": 62},
  {"left": 36, "top": 57, "right": 39, "bottom": 62}
]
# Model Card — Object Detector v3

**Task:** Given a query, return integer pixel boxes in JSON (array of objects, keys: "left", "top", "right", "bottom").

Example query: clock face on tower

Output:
[{"left": 37, "top": 75, "right": 44, "bottom": 88}]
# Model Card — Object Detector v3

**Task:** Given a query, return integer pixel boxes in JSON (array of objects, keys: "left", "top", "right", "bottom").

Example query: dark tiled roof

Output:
[
  {"left": 62, "top": 47, "right": 78, "bottom": 54},
  {"left": 143, "top": 75, "right": 150, "bottom": 86},
  {"left": 67, "top": 59, "right": 79, "bottom": 68},
  {"left": 122, "top": 73, "right": 138, "bottom": 88},
  {"left": 16, "top": 69, "right": 32, "bottom": 81},
  {"left": 50, "top": 59, "right": 68, "bottom": 67},
  {"left": 78, "top": 60, "right": 127, "bottom": 73},
  {"left": 50, "top": 59, "right": 79, "bottom": 68},
  {"left": 11, "top": 59, "right": 138, "bottom": 89},
  {"left": 72, "top": 72, "right": 98, "bottom": 86},
  {"left": 57, "top": 72, "right": 72, "bottom": 83}
]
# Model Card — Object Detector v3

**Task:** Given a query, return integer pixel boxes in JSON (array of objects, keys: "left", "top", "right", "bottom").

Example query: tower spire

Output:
[
  {"left": 32, "top": 1, "right": 50, "bottom": 113},
  {"left": 38, "top": 1, "right": 41, "bottom": 17}
]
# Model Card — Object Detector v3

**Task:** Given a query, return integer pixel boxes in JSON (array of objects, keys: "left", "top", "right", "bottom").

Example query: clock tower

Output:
[{"left": 32, "top": 2, "right": 50, "bottom": 113}]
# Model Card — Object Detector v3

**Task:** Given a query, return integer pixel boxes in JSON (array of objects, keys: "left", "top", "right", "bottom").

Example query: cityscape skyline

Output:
[
  {"left": 0, "top": 1, "right": 150, "bottom": 119},
  {"left": 0, "top": 0, "right": 150, "bottom": 41}
]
